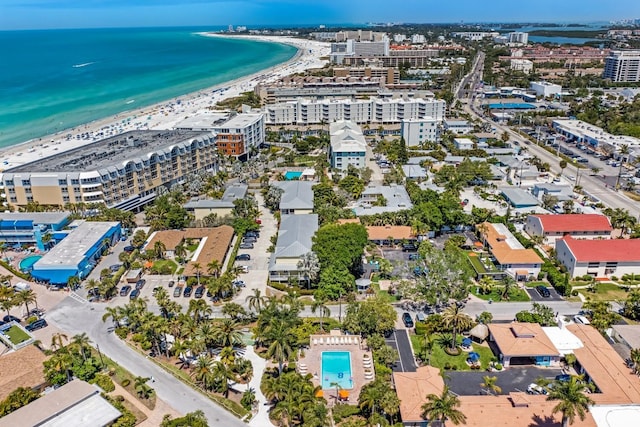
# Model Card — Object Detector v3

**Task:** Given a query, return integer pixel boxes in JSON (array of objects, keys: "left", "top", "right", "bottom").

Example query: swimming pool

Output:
[
  {"left": 321, "top": 351, "right": 353, "bottom": 390},
  {"left": 284, "top": 171, "right": 302, "bottom": 180},
  {"left": 19, "top": 255, "right": 42, "bottom": 272}
]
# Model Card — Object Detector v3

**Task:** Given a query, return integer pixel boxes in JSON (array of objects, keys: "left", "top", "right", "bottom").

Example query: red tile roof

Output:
[
  {"left": 560, "top": 236, "right": 640, "bottom": 263},
  {"left": 532, "top": 214, "right": 612, "bottom": 233}
]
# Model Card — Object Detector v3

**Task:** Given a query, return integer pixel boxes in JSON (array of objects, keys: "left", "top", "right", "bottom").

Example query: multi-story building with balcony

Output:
[
  {"left": 603, "top": 50, "right": 640, "bottom": 82},
  {"left": 0, "top": 130, "right": 219, "bottom": 211}
]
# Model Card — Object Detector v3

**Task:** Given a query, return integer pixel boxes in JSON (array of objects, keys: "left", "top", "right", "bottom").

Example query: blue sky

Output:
[{"left": 1, "top": 0, "right": 639, "bottom": 30}]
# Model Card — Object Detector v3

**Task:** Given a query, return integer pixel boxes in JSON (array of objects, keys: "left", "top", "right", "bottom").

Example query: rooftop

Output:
[
  {"left": 489, "top": 322, "right": 560, "bottom": 357},
  {"left": 184, "top": 183, "right": 248, "bottom": 210},
  {"left": 271, "top": 214, "right": 318, "bottom": 260},
  {"left": 354, "top": 184, "right": 413, "bottom": 216},
  {"left": 0, "top": 345, "right": 48, "bottom": 401},
  {"left": 567, "top": 324, "right": 640, "bottom": 404},
  {"left": 500, "top": 187, "right": 540, "bottom": 207},
  {"left": 366, "top": 225, "right": 414, "bottom": 240},
  {"left": 174, "top": 112, "right": 232, "bottom": 129},
  {"left": 541, "top": 326, "right": 583, "bottom": 356},
  {"left": 531, "top": 214, "right": 612, "bottom": 233},
  {"left": 559, "top": 236, "right": 640, "bottom": 263},
  {"left": 612, "top": 325, "right": 640, "bottom": 350},
  {"left": 183, "top": 226, "right": 235, "bottom": 277},
  {"left": 273, "top": 181, "right": 315, "bottom": 211},
  {"left": 401, "top": 165, "right": 428, "bottom": 178},
  {"left": 8, "top": 130, "right": 210, "bottom": 173},
  {"left": 33, "top": 221, "right": 119, "bottom": 268},
  {"left": 481, "top": 222, "right": 543, "bottom": 265},
  {"left": 393, "top": 366, "right": 444, "bottom": 423},
  {"left": 0, "top": 380, "right": 121, "bottom": 427},
  {"left": 145, "top": 230, "right": 185, "bottom": 252},
  {"left": 213, "top": 113, "right": 263, "bottom": 130},
  {"left": 0, "top": 212, "right": 70, "bottom": 225}
]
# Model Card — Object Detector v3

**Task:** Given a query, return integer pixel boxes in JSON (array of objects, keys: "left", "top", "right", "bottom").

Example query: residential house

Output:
[
  {"left": 500, "top": 187, "right": 540, "bottom": 208},
  {"left": 184, "top": 183, "right": 248, "bottom": 220},
  {"left": 144, "top": 229, "right": 186, "bottom": 258},
  {"left": 353, "top": 184, "right": 413, "bottom": 216},
  {"left": 611, "top": 325, "right": 640, "bottom": 353},
  {"left": 479, "top": 222, "right": 543, "bottom": 279},
  {"left": 530, "top": 183, "right": 574, "bottom": 203},
  {"left": 453, "top": 137, "right": 475, "bottom": 150},
  {"left": 444, "top": 119, "right": 474, "bottom": 135},
  {"left": 269, "top": 214, "right": 319, "bottom": 282},
  {"left": 525, "top": 214, "right": 612, "bottom": 245},
  {"left": 0, "top": 345, "right": 48, "bottom": 401},
  {"left": 556, "top": 236, "right": 640, "bottom": 278},
  {"left": 401, "top": 164, "right": 428, "bottom": 180},
  {"left": 488, "top": 322, "right": 561, "bottom": 368},
  {"left": 393, "top": 366, "right": 445, "bottom": 426},
  {"left": 329, "top": 120, "right": 367, "bottom": 171},
  {"left": 366, "top": 225, "right": 415, "bottom": 245},
  {"left": 273, "top": 181, "right": 315, "bottom": 215}
]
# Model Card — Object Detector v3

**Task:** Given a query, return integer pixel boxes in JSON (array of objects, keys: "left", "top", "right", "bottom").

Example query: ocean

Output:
[{"left": 0, "top": 27, "right": 297, "bottom": 148}]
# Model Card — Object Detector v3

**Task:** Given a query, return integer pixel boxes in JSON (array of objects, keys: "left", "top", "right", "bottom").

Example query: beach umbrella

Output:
[
  {"left": 462, "top": 337, "right": 472, "bottom": 347},
  {"left": 468, "top": 352, "right": 480, "bottom": 362}
]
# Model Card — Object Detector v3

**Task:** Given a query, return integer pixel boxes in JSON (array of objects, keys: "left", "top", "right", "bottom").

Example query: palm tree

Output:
[
  {"left": 134, "top": 376, "right": 154, "bottom": 399},
  {"left": 630, "top": 348, "right": 640, "bottom": 374},
  {"left": 71, "top": 332, "right": 91, "bottom": 361},
  {"left": 192, "top": 262, "right": 202, "bottom": 286},
  {"left": 174, "top": 243, "right": 187, "bottom": 262},
  {"left": 546, "top": 376, "right": 595, "bottom": 427},
  {"left": 207, "top": 259, "right": 222, "bottom": 278},
  {"left": 421, "top": 386, "right": 467, "bottom": 426},
  {"left": 192, "top": 355, "right": 216, "bottom": 390},
  {"left": 441, "top": 305, "right": 473, "bottom": 352},
  {"left": 297, "top": 252, "right": 320, "bottom": 288},
  {"left": 50, "top": 332, "right": 69, "bottom": 351},
  {"left": 0, "top": 296, "right": 16, "bottom": 320},
  {"left": 615, "top": 144, "right": 630, "bottom": 190},
  {"left": 102, "top": 306, "right": 123, "bottom": 327},
  {"left": 214, "top": 318, "right": 243, "bottom": 348},
  {"left": 311, "top": 297, "right": 330, "bottom": 332},
  {"left": 153, "top": 241, "right": 166, "bottom": 259},
  {"left": 477, "top": 276, "right": 495, "bottom": 295},
  {"left": 245, "top": 289, "right": 266, "bottom": 313},
  {"left": 187, "top": 299, "right": 212, "bottom": 324},
  {"left": 265, "top": 318, "right": 295, "bottom": 374},
  {"left": 500, "top": 276, "right": 516, "bottom": 301},
  {"left": 480, "top": 375, "right": 501, "bottom": 395},
  {"left": 212, "top": 360, "right": 237, "bottom": 398}
]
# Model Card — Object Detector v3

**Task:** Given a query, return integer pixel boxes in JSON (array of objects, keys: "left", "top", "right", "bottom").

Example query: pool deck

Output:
[{"left": 298, "top": 331, "right": 374, "bottom": 405}]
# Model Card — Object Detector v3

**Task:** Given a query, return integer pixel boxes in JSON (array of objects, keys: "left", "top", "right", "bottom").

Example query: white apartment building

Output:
[
  {"left": 511, "top": 58, "right": 534, "bottom": 74},
  {"left": 393, "top": 34, "right": 407, "bottom": 43},
  {"left": 603, "top": 50, "right": 640, "bottom": 82},
  {"left": 265, "top": 97, "right": 446, "bottom": 126},
  {"left": 495, "top": 32, "right": 529, "bottom": 45},
  {"left": 452, "top": 31, "right": 499, "bottom": 41},
  {"left": 331, "top": 38, "right": 390, "bottom": 64},
  {"left": 401, "top": 118, "right": 441, "bottom": 147},
  {"left": 329, "top": 121, "right": 367, "bottom": 171},
  {"left": 411, "top": 34, "right": 426, "bottom": 44},
  {"left": 530, "top": 81, "right": 562, "bottom": 98},
  {"left": 552, "top": 119, "right": 640, "bottom": 153}
]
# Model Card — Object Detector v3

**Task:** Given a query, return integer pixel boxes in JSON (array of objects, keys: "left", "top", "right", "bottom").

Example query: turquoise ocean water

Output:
[{"left": 0, "top": 27, "right": 297, "bottom": 149}]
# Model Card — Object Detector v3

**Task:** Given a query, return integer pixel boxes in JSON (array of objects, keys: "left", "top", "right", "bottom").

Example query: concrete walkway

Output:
[{"left": 232, "top": 345, "right": 274, "bottom": 427}]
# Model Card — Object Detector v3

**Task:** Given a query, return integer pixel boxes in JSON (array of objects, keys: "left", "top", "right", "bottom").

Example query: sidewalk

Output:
[
  {"left": 110, "top": 380, "right": 180, "bottom": 426},
  {"left": 231, "top": 345, "right": 274, "bottom": 427}
]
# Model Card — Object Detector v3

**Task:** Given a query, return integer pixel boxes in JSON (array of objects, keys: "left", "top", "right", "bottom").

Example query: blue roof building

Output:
[{"left": 0, "top": 212, "right": 71, "bottom": 251}]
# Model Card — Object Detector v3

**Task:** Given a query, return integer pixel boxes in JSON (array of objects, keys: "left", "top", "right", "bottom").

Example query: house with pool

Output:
[
  {"left": 30, "top": 221, "right": 121, "bottom": 285},
  {"left": 0, "top": 212, "right": 71, "bottom": 251}
]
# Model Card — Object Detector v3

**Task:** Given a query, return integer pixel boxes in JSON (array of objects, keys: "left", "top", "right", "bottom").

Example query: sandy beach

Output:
[{"left": 0, "top": 35, "right": 329, "bottom": 170}]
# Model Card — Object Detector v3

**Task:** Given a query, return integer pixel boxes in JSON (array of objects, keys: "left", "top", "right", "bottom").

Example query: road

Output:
[
  {"left": 459, "top": 54, "right": 640, "bottom": 219},
  {"left": 46, "top": 297, "right": 246, "bottom": 427}
]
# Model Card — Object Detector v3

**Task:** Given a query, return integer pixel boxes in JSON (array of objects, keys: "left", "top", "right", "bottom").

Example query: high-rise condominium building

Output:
[{"left": 603, "top": 50, "right": 640, "bottom": 82}]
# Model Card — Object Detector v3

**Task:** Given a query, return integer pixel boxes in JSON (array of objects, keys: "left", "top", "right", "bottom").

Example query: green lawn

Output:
[
  {"left": 411, "top": 334, "right": 495, "bottom": 371},
  {"left": 152, "top": 259, "right": 178, "bottom": 274},
  {"left": 467, "top": 253, "right": 487, "bottom": 274},
  {"left": 525, "top": 281, "right": 548, "bottom": 288},
  {"left": 470, "top": 286, "right": 530, "bottom": 302},
  {"left": 3, "top": 325, "right": 31, "bottom": 345},
  {"left": 372, "top": 283, "right": 398, "bottom": 304},
  {"left": 577, "top": 282, "right": 630, "bottom": 302}
]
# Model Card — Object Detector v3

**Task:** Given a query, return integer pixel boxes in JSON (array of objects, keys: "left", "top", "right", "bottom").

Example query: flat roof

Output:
[
  {"left": 0, "top": 380, "right": 120, "bottom": 427},
  {"left": 500, "top": 187, "right": 540, "bottom": 207},
  {"left": 34, "top": 222, "right": 119, "bottom": 268},
  {"left": 174, "top": 112, "right": 231, "bottom": 129},
  {"left": 8, "top": 130, "right": 209, "bottom": 173},
  {"left": 531, "top": 214, "right": 612, "bottom": 233},
  {"left": 213, "top": 113, "right": 263, "bottom": 129},
  {"left": 541, "top": 326, "right": 583, "bottom": 356},
  {"left": 612, "top": 325, "right": 640, "bottom": 350},
  {"left": 0, "top": 212, "right": 70, "bottom": 224},
  {"left": 590, "top": 405, "right": 640, "bottom": 427}
]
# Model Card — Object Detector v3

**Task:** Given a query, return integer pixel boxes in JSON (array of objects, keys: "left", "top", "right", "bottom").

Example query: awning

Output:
[{"left": 516, "top": 270, "right": 529, "bottom": 276}]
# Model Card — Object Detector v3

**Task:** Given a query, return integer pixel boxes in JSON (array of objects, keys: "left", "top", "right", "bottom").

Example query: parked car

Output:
[
  {"left": 408, "top": 253, "right": 421, "bottom": 260},
  {"left": 2, "top": 315, "right": 20, "bottom": 323},
  {"left": 123, "top": 246, "right": 135, "bottom": 253},
  {"left": 402, "top": 312, "right": 414, "bottom": 328},
  {"left": 239, "top": 243, "right": 254, "bottom": 249},
  {"left": 120, "top": 285, "right": 132, "bottom": 297},
  {"left": 109, "top": 264, "right": 122, "bottom": 272},
  {"left": 239, "top": 265, "right": 249, "bottom": 273},
  {"left": 183, "top": 286, "right": 193, "bottom": 297},
  {"left": 402, "top": 243, "right": 418, "bottom": 252},
  {"left": 555, "top": 374, "right": 571, "bottom": 382},
  {"left": 173, "top": 286, "right": 183, "bottom": 297},
  {"left": 527, "top": 383, "right": 547, "bottom": 395},
  {"left": 135, "top": 279, "right": 146, "bottom": 290},
  {"left": 233, "top": 280, "right": 246, "bottom": 288},
  {"left": 236, "top": 254, "right": 251, "bottom": 261},
  {"left": 415, "top": 313, "right": 426, "bottom": 323},
  {"left": 242, "top": 237, "right": 257, "bottom": 244},
  {"left": 25, "top": 319, "right": 48, "bottom": 332},
  {"left": 245, "top": 231, "right": 259, "bottom": 238},
  {"left": 573, "top": 315, "right": 591, "bottom": 325},
  {"left": 194, "top": 286, "right": 205, "bottom": 298},
  {"left": 168, "top": 280, "right": 175, "bottom": 287},
  {"left": 536, "top": 285, "right": 551, "bottom": 298},
  {"left": 129, "top": 289, "right": 140, "bottom": 300}
]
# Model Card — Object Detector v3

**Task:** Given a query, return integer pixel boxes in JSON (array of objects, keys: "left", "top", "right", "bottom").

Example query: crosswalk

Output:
[{"left": 69, "top": 291, "right": 89, "bottom": 305}]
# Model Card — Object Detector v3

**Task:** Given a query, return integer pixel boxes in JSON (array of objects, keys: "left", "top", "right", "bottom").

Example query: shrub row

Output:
[{"left": 542, "top": 262, "right": 571, "bottom": 296}]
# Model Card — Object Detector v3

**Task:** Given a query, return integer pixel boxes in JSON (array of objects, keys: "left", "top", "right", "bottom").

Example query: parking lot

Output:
[
  {"left": 385, "top": 329, "right": 417, "bottom": 373},
  {"left": 526, "top": 286, "right": 564, "bottom": 302}
]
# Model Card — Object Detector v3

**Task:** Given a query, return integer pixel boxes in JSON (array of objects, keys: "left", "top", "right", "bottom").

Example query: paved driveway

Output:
[
  {"left": 526, "top": 286, "right": 564, "bottom": 302},
  {"left": 385, "top": 329, "right": 417, "bottom": 373},
  {"left": 446, "top": 366, "right": 563, "bottom": 396}
]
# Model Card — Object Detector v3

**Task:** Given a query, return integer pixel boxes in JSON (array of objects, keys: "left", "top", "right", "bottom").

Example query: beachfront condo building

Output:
[
  {"left": 0, "top": 130, "right": 219, "bottom": 211},
  {"left": 265, "top": 96, "right": 446, "bottom": 126},
  {"left": 329, "top": 121, "right": 367, "bottom": 171},
  {"left": 175, "top": 112, "right": 265, "bottom": 158},
  {"left": 603, "top": 50, "right": 640, "bottom": 82}
]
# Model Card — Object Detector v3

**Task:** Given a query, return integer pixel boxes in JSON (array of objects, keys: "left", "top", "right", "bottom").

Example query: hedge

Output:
[
  {"left": 542, "top": 262, "right": 571, "bottom": 296},
  {"left": 268, "top": 281, "right": 314, "bottom": 296},
  {"left": 0, "top": 260, "right": 31, "bottom": 281}
]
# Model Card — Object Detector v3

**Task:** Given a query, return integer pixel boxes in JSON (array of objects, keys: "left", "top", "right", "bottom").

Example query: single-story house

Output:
[
  {"left": 182, "top": 226, "right": 234, "bottom": 278},
  {"left": 366, "top": 225, "right": 416, "bottom": 245},
  {"left": 488, "top": 322, "right": 561, "bottom": 368},
  {"left": 531, "top": 183, "right": 573, "bottom": 202},
  {"left": 269, "top": 214, "right": 319, "bottom": 282},
  {"left": 0, "top": 345, "right": 48, "bottom": 401},
  {"left": 525, "top": 214, "right": 612, "bottom": 245},
  {"left": 402, "top": 164, "right": 428, "bottom": 180},
  {"left": 144, "top": 229, "right": 186, "bottom": 258},
  {"left": 0, "top": 380, "right": 121, "bottom": 427},
  {"left": 184, "top": 183, "right": 248, "bottom": 220},
  {"left": 500, "top": 187, "right": 540, "bottom": 208},
  {"left": 273, "top": 181, "right": 315, "bottom": 215},
  {"left": 353, "top": 184, "right": 413, "bottom": 216},
  {"left": 541, "top": 326, "right": 584, "bottom": 356},
  {"left": 393, "top": 366, "right": 445, "bottom": 426},
  {"left": 479, "top": 222, "right": 543, "bottom": 279},
  {"left": 555, "top": 236, "right": 640, "bottom": 278}
]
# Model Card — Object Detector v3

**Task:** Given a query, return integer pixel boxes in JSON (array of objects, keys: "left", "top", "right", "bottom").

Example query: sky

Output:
[{"left": 1, "top": 0, "right": 639, "bottom": 30}]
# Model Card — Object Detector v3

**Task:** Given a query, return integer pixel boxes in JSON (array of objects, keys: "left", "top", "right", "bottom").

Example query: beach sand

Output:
[{"left": 0, "top": 35, "right": 329, "bottom": 170}]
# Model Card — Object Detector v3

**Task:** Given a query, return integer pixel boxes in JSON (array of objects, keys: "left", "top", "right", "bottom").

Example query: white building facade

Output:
[
  {"left": 603, "top": 50, "right": 640, "bottom": 82},
  {"left": 401, "top": 118, "right": 441, "bottom": 147},
  {"left": 329, "top": 121, "right": 367, "bottom": 171}
]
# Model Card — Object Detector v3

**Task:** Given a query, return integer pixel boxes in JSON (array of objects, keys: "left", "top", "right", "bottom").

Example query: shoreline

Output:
[{"left": 0, "top": 35, "right": 329, "bottom": 171}]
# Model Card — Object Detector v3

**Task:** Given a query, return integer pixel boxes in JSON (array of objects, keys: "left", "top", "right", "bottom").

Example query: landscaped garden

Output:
[
  {"left": 411, "top": 334, "right": 495, "bottom": 371},
  {"left": 575, "top": 282, "right": 631, "bottom": 302},
  {"left": 150, "top": 259, "right": 178, "bottom": 275},
  {"left": 2, "top": 325, "right": 31, "bottom": 346},
  {"left": 467, "top": 252, "right": 498, "bottom": 274}
]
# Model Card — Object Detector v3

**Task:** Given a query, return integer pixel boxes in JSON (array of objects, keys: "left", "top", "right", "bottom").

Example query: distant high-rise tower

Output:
[
  {"left": 228, "top": 25, "right": 234, "bottom": 32},
  {"left": 603, "top": 50, "right": 640, "bottom": 82}
]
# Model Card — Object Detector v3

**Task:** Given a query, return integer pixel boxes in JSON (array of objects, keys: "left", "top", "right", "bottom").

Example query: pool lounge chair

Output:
[
  {"left": 319, "top": 337, "right": 324, "bottom": 345},
  {"left": 313, "top": 338, "right": 318, "bottom": 346}
]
